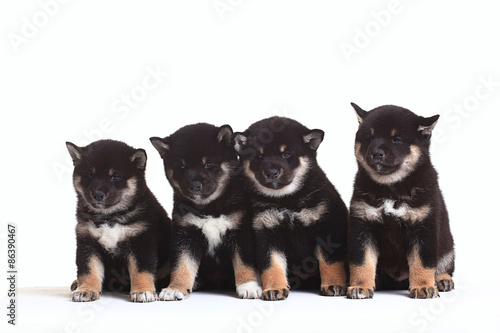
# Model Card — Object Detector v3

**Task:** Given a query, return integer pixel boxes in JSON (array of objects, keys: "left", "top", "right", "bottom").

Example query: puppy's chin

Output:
[
  {"left": 181, "top": 184, "right": 228, "bottom": 206},
  {"left": 91, "top": 202, "right": 110, "bottom": 209},
  {"left": 88, "top": 200, "right": 121, "bottom": 210},
  {"left": 186, "top": 193, "right": 211, "bottom": 201},
  {"left": 369, "top": 163, "right": 400, "bottom": 175},
  {"left": 260, "top": 180, "right": 289, "bottom": 190}
]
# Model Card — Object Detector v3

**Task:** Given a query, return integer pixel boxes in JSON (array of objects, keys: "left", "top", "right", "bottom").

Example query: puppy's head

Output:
[
  {"left": 150, "top": 123, "right": 237, "bottom": 205},
  {"left": 233, "top": 117, "right": 323, "bottom": 198},
  {"left": 66, "top": 140, "right": 146, "bottom": 214},
  {"left": 351, "top": 103, "right": 439, "bottom": 185}
]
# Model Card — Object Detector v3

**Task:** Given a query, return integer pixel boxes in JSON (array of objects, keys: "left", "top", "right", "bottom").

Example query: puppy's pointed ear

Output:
[
  {"left": 130, "top": 149, "right": 147, "bottom": 170},
  {"left": 303, "top": 129, "right": 324, "bottom": 151},
  {"left": 233, "top": 132, "right": 248, "bottom": 154},
  {"left": 149, "top": 137, "right": 170, "bottom": 157},
  {"left": 418, "top": 115, "right": 440, "bottom": 136},
  {"left": 66, "top": 142, "right": 84, "bottom": 166},
  {"left": 217, "top": 125, "right": 233, "bottom": 147},
  {"left": 351, "top": 102, "right": 368, "bottom": 125}
]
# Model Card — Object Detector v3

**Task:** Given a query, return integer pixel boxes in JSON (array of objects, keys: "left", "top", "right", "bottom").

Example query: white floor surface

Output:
[{"left": 1, "top": 280, "right": 498, "bottom": 333}]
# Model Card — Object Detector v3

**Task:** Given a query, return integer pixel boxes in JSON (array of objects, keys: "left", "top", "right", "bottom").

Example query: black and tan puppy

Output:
[
  {"left": 347, "top": 103, "right": 455, "bottom": 299},
  {"left": 66, "top": 140, "right": 171, "bottom": 302},
  {"left": 233, "top": 117, "right": 348, "bottom": 301},
  {"left": 150, "top": 123, "right": 261, "bottom": 300}
]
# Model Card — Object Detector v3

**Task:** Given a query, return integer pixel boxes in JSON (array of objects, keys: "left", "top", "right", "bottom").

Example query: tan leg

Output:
[
  {"left": 408, "top": 247, "right": 438, "bottom": 298},
  {"left": 261, "top": 250, "right": 289, "bottom": 301},
  {"left": 159, "top": 251, "right": 199, "bottom": 301},
  {"left": 232, "top": 251, "right": 262, "bottom": 299},
  {"left": 72, "top": 254, "right": 104, "bottom": 302},
  {"left": 316, "top": 248, "right": 346, "bottom": 296},
  {"left": 128, "top": 256, "right": 157, "bottom": 302},
  {"left": 347, "top": 244, "right": 378, "bottom": 299}
]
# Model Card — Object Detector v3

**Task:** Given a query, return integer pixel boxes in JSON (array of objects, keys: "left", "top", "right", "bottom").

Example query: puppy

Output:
[
  {"left": 233, "top": 117, "right": 348, "bottom": 301},
  {"left": 66, "top": 140, "right": 171, "bottom": 302},
  {"left": 347, "top": 103, "right": 455, "bottom": 299},
  {"left": 150, "top": 123, "right": 262, "bottom": 300}
]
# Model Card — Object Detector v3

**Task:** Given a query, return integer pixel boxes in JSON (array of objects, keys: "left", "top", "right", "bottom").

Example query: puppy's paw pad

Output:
[
  {"left": 237, "top": 281, "right": 262, "bottom": 299},
  {"left": 262, "top": 288, "right": 289, "bottom": 301},
  {"left": 72, "top": 288, "right": 101, "bottom": 302},
  {"left": 159, "top": 288, "right": 190, "bottom": 301},
  {"left": 347, "top": 286, "right": 374, "bottom": 299},
  {"left": 410, "top": 286, "right": 439, "bottom": 299},
  {"left": 130, "top": 291, "right": 157, "bottom": 303},
  {"left": 437, "top": 278, "right": 454, "bottom": 292},
  {"left": 321, "top": 285, "right": 346, "bottom": 296}
]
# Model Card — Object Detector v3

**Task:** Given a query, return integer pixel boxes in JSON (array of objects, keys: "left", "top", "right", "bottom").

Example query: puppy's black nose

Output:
[
  {"left": 372, "top": 149, "right": 385, "bottom": 162},
  {"left": 189, "top": 181, "right": 203, "bottom": 193},
  {"left": 93, "top": 191, "right": 105, "bottom": 202},
  {"left": 264, "top": 168, "right": 280, "bottom": 180}
]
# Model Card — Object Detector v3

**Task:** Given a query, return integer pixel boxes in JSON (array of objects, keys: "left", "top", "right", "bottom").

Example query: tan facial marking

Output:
[
  {"left": 259, "top": 147, "right": 264, "bottom": 155},
  {"left": 316, "top": 249, "right": 346, "bottom": 289},
  {"left": 370, "top": 128, "right": 374, "bottom": 136},
  {"left": 202, "top": 157, "right": 206, "bottom": 165},
  {"left": 243, "top": 156, "right": 311, "bottom": 198},
  {"left": 355, "top": 142, "right": 422, "bottom": 185},
  {"left": 128, "top": 256, "right": 156, "bottom": 295},
  {"left": 261, "top": 251, "right": 288, "bottom": 291},
  {"left": 280, "top": 145, "right": 287, "bottom": 153},
  {"left": 391, "top": 129, "right": 397, "bottom": 137},
  {"left": 108, "top": 168, "right": 115, "bottom": 176}
]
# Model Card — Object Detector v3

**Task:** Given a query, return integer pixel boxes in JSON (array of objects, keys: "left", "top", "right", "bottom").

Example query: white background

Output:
[{"left": 0, "top": 1, "right": 499, "bottom": 332}]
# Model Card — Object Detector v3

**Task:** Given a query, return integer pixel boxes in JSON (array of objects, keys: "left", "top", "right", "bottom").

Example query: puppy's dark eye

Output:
[
  {"left": 257, "top": 154, "right": 263, "bottom": 159},
  {"left": 368, "top": 137, "right": 374, "bottom": 142},
  {"left": 282, "top": 152, "right": 292, "bottom": 159},
  {"left": 88, "top": 173, "right": 94, "bottom": 179},
  {"left": 204, "top": 161, "right": 214, "bottom": 169},
  {"left": 111, "top": 174, "right": 121, "bottom": 181},
  {"left": 392, "top": 137, "right": 402, "bottom": 144}
]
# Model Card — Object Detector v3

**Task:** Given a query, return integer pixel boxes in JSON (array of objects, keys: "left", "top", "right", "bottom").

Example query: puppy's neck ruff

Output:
[
  {"left": 244, "top": 156, "right": 311, "bottom": 198},
  {"left": 355, "top": 143, "right": 422, "bottom": 185}
]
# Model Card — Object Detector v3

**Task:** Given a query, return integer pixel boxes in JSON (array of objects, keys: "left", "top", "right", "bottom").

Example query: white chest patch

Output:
[
  {"left": 253, "top": 202, "right": 327, "bottom": 230},
  {"left": 351, "top": 200, "right": 431, "bottom": 224},
  {"left": 181, "top": 212, "right": 242, "bottom": 256},
  {"left": 78, "top": 222, "right": 146, "bottom": 253}
]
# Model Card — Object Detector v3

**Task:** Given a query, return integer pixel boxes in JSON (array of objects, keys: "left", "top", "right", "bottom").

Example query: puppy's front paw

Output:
[
  {"left": 237, "top": 281, "right": 262, "bottom": 299},
  {"left": 436, "top": 274, "right": 454, "bottom": 292},
  {"left": 72, "top": 288, "right": 101, "bottom": 302},
  {"left": 410, "top": 285, "right": 439, "bottom": 299},
  {"left": 262, "top": 288, "right": 289, "bottom": 301},
  {"left": 130, "top": 290, "right": 157, "bottom": 303},
  {"left": 347, "top": 286, "right": 374, "bottom": 299},
  {"left": 321, "top": 284, "right": 346, "bottom": 296},
  {"left": 159, "top": 287, "right": 190, "bottom": 301}
]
